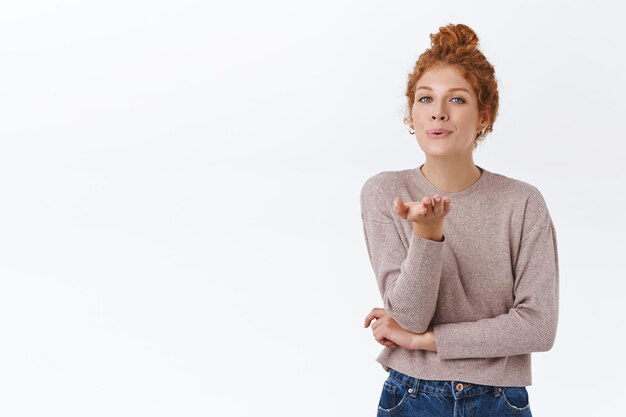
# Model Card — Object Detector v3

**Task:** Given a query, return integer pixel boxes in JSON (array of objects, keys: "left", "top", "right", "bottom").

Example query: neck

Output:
[{"left": 420, "top": 156, "right": 482, "bottom": 193}]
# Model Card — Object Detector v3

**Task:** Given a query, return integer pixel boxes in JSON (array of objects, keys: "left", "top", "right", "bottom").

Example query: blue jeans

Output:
[{"left": 377, "top": 368, "right": 532, "bottom": 416}]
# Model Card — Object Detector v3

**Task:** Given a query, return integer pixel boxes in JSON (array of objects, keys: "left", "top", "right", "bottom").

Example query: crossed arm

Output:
[{"left": 363, "top": 223, "right": 559, "bottom": 360}]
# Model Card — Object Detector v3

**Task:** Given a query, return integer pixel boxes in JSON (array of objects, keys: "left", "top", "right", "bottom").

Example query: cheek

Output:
[
  {"left": 445, "top": 116, "right": 471, "bottom": 131},
  {"left": 412, "top": 108, "right": 426, "bottom": 124}
]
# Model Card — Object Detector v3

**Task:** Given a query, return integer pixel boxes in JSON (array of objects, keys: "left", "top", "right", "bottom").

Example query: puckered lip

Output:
[{"left": 426, "top": 128, "right": 453, "bottom": 134}]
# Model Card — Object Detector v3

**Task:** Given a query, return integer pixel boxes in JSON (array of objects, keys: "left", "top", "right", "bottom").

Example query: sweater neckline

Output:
[{"left": 411, "top": 163, "right": 490, "bottom": 198}]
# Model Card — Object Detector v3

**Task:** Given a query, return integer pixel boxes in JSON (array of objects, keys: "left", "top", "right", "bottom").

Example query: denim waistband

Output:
[{"left": 388, "top": 368, "right": 502, "bottom": 400}]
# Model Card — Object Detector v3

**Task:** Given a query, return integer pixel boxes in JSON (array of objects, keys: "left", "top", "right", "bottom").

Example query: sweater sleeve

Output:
[
  {"left": 360, "top": 178, "right": 445, "bottom": 334},
  {"left": 432, "top": 219, "right": 560, "bottom": 359}
]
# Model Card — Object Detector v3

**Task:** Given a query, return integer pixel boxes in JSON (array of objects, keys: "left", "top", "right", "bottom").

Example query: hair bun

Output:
[{"left": 429, "top": 23, "right": 479, "bottom": 52}]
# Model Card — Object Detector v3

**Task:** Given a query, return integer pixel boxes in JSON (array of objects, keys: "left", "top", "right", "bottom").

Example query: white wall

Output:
[{"left": 0, "top": 0, "right": 623, "bottom": 415}]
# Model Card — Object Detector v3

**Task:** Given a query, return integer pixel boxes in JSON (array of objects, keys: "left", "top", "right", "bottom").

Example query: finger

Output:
[
  {"left": 372, "top": 307, "right": 386, "bottom": 316},
  {"left": 393, "top": 197, "right": 409, "bottom": 219},
  {"left": 433, "top": 194, "right": 444, "bottom": 215},
  {"left": 364, "top": 308, "right": 385, "bottom": 327},
  {"left": 421, "top": 196, "right": 432, "bottom": 215},
  {"left": 368, "top": 318, "right": 383, "bottom": 331},
  {"left": 374, "top": 331, "right": 389, "bottom": 345},
  {"left": 374, "top": 329, "right": 396, "bottom": 347},
  {"left": 399, "top": 198, "right": 411, "bottom": 218},
  {"left": 443, "top": 196, "right": 451, "bottom": 214},
  {"left": 383, "top": 339, "right": 397, "bottom": 347},
  {"left": 371, "top": 318, "right": 379, "bottom": 331},
  {"left": 404, "top": 201, "right": 424, "bottom": 218}
]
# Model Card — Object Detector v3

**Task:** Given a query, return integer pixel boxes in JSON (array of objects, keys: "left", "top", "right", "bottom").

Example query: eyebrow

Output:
[{"left": 415, "top": 86, "right": 470, "bottom": 93}]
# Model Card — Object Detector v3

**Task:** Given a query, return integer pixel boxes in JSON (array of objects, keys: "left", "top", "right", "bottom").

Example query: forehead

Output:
[{"left": 415, "top": 65, "right": 474, "bottom": 93}]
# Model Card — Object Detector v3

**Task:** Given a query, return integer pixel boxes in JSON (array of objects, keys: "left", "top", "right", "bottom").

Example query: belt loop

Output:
[
  {"left": 409, "top": 377, "right": 419, "bottom": 398},
  {"left": 494, "top": 386, "right": 501, "bottom": 397}
]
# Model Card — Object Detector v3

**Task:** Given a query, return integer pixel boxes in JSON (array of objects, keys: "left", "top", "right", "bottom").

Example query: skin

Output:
[{"left": 364, "top": 63, "right": 491, "bottom": 352}]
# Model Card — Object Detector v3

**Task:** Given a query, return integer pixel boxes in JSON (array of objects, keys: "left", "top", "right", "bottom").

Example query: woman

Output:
[{"left": 360, "top": 23, "right": 559, "bottom": 417}]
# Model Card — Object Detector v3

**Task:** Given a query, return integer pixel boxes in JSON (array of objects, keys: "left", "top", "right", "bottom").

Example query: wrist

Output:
[
  {"left": 422, "top": 327, "right": 437, "bottom": 352},
  {"left": 410, "top": 328, "right": 437, "bottom": 352},
  {"left": 411, "top": 224, "right": 443, "bottom": 242},
  {"left": 410, "top": 333, "right": 423, "bottom": 351}
]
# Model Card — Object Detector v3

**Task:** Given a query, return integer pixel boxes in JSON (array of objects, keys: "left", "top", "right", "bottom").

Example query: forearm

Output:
[
  {"left": 430, "top": 308, "right": 557, "bottom": 359},
  {"left": 361, "top": 182, "right": 446, "bottom": 334},
  {"left": 381, "top": 232, "right": 445, "bottom": 334},
  {"left": 410, "top": 326, "right": 438, "bottom": 352}
]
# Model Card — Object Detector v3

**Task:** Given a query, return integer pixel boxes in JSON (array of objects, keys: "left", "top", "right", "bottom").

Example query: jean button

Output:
[
  {"left": 455, "top": 383, "right": 464, "bottom": 391},
  {"left": 408, "top": 388, "right": 413, "bottom": 393}
]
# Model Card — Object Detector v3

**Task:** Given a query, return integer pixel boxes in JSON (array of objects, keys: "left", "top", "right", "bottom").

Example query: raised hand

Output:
[{"left": 393, "top": 194, "right": 451, "bottom": 241}]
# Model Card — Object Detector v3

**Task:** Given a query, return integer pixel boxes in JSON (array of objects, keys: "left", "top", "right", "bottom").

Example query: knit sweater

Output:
[{"left": 360, "top": 164, "right": 559, "bottom": 387}]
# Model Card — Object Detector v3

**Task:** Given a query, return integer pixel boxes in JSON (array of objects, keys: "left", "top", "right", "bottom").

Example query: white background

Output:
[{"left": 0, "top": 1, "right": 624, "bottom": 416}]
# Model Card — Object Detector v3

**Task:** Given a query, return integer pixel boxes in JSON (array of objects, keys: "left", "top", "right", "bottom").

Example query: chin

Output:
[
  {"left": 419, "top": 139, "right": 473, "bottom": 156},
  {"left": 419, "top": 142, "right": 455, "bottom": 155}
]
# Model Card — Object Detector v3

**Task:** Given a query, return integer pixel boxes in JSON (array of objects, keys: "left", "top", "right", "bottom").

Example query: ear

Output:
[{"left": 478, "top": 107, "right": 489, "bottom": 129}]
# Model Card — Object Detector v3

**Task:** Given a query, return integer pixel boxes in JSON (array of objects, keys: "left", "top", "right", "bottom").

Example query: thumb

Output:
[{"left": 393, "top": 197, "right": 408, "bottom": 218}]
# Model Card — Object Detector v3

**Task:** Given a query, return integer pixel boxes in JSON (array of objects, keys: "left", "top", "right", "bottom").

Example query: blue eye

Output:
[{"left": 417, "top": 96, "right": 465, "bottom": 104}]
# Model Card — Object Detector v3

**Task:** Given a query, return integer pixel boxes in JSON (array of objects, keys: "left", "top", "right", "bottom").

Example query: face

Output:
[{"left": 410, "top": 64, "right": 487, "bottom": 158}]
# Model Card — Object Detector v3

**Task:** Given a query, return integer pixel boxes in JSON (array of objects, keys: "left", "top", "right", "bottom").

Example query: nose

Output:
[{"left": 431, "top": 112, "right": 448, "bottom": 121}]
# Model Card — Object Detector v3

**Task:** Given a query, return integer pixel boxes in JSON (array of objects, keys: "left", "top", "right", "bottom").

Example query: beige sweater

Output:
[{"left": 360, "top": 164, "right": 559, "bottom": 387}]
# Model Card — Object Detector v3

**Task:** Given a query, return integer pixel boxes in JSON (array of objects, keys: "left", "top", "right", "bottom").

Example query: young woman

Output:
[{"left": 360, "top": 23, "right": 559, "bottom": 417}]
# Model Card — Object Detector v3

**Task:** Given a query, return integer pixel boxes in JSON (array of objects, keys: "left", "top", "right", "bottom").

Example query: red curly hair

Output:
[{"left": 404, "top": 23, "right": 499, "bottom": 147}]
